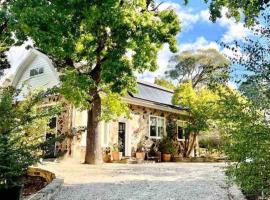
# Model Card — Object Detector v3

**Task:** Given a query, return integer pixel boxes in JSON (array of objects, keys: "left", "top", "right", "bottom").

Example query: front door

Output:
[{"left": 118, "top": 122, "right": 126, "bottom": 156}]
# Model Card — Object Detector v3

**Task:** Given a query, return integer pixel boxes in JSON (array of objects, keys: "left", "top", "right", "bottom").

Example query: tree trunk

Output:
[
  {"left": 84, "top": 94, "right": 103, "bottom": 164},
  {"left": 186, "top": 133, "right": 197, "bottom": 157}
]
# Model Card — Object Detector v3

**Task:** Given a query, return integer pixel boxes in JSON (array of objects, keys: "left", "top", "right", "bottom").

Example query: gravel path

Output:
[{"left": 40, "top": 159, "right": 245, "bottom": 200}]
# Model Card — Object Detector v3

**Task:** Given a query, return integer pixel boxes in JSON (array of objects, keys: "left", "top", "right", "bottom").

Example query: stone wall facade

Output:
[{"left": 108, "top": 104, "right": 188, "bottom": 156}]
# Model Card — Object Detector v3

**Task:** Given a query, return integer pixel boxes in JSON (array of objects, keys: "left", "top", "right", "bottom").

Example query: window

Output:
[
  {"left": 149, "top": 116, "right": 165, "bottom": 139},
  {"left": 177, "top": 126, "right": 184, "bottom": 140},
  {"left": 177, "top": 120, "right": 186, "bottom": 141},
  {"left": 30, "top": 67, "right": 44, "bottom": 77}
]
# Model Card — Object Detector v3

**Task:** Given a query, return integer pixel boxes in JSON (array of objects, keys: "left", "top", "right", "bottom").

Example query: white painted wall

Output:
[{"left": 14, "top": 52, "right": 59, "bottom": 96}]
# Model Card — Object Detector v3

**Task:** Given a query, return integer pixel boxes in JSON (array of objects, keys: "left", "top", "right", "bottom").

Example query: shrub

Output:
[{"left": 0, "top": 87, "right": 59, "bottom": 188}]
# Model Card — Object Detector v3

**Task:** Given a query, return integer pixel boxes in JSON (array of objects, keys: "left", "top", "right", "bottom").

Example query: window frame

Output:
[
  {"left": 102, "top": 122, "right": 110, "bottom": 147},
  {"left": 149, "top": 115, "right": 166, "bottom": 139}
]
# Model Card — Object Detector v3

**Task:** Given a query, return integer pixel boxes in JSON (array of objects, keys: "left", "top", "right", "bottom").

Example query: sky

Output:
[
  {"left": 138, "top": 0, "right": 249, "bottom": 84},
  {"left": 4, "top": 0, "right": 248, "bottom": 86}
]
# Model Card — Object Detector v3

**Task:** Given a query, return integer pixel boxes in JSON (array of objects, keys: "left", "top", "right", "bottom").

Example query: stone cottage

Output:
[{"left": 5, "top": 49, "right": 192, "bottom": 161}]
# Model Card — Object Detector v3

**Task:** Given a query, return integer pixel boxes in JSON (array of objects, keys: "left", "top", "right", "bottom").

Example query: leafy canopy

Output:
[
  {"left": 7, "top": 0, "right": 180, "bottom": 121},
  {"left": 172, "top": 81, "right": 220, "bottom": 134},
  {"left": 184, "top": 0, "right": 270, "bottom": 25},
  {"left": 0, "top": 87, "right": 60, "bottom": 187},
  {"left": 216, "top": 88, "right": 270, "bottom": 199},
  {"left": 154, "top": 77, "right": 176, "bottom": 90},
  {"left": 166, "top": 48, "right": 230, "bottom": 88}
]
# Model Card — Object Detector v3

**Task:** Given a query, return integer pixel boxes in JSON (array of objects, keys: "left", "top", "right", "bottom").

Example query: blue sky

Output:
[{"left": 139, "top": 0, "right": 249, "bottom": 85}]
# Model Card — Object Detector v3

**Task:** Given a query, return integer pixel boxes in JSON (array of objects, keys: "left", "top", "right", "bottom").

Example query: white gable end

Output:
[{"left": 12, "top": 50, "right": 59, "bottom": 96}]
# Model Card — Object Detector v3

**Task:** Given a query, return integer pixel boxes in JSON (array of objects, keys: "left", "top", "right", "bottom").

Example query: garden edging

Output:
[{"left": 24, "top": 168, "right": 63, "bottom": 200}]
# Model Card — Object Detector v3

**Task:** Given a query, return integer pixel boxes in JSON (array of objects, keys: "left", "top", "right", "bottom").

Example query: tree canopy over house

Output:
[{"left": 3, "top": 0, "right": 180, "bottom": 164}]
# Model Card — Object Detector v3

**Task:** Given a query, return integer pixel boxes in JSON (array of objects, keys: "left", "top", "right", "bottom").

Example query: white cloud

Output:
[
  {"left": 137, "top": 44, "right": 174, "bottom": 82},
  {"left": 200, "top": 8, "right": 249, "bottom": 43},
  {"left": 158, "top": 2, "right": 200, "bottom": 32},
  {"left": 138, "top": 37, "right": 222, "bottom": 83},
  {"left": 200, "top": 9, "right": 211, "bottom": 22},
  {"left": 180, "top": 36, "right": 220, "bottom": 51},
  {"left": 218, "top": 11, "right": 248, "bottom": 43}
]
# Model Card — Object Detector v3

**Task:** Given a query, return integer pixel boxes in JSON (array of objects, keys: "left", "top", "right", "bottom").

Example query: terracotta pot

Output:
[
  {"left": 162, "top": 153, "right": 172, "bottom": 162},
  {"left": 135, "top": 152, "right": 145, "bottom": 160},
  {"left": 111, "top": 151, "right": 120, "bottom": 161}
]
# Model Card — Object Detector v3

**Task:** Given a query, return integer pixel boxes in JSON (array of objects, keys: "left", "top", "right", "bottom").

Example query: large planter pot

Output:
[
  {"left": 111, "top": 151, "right": 122, "bottom": 161},
  {"left": 0, "top": 185, "right": 23, "bottom": 200},
  {"left": 162, "top": 153, "right": 172, "bottom": 162},
  {"left": 135, "top": 152, "right": 145, "bottom": 160}
]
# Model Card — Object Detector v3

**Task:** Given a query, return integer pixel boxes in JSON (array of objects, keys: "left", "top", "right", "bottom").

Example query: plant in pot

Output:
[
  {"left": 0, "top": 87, "right": 60, "bottom": 200},
  {"left": 102, "top": 147, "right": 111, "bottom": 163},
  {"left": 159, "top": 137, "right": 175, "bottom": 162},
  {"left": 111, "top": 142, "right": 123, "bottom": 161},
  {"left": 135, "top": 136, "right": 146, "bottom": 160}
]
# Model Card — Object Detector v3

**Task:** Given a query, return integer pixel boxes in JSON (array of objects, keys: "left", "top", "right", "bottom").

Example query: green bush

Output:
[
  {"left": 0, "top": 87, "right": 59, "bottom": 188},
  {"left": 159, "top": 137, "right": 176, "bottom": 155},
  {"left": 199, "top": 136, "right": 223, "bottom": 151}
]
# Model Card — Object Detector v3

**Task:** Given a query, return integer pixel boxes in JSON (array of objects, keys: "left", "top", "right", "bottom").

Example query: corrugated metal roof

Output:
[
  {"left": 128, "top": 80, "right": 185, "bottom": 110},
  {"left": 130, "top": 81, "right": 173, "bottom": 105}
]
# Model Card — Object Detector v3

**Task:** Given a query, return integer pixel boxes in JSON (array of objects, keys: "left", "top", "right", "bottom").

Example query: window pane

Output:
[
  {"left": 30, "top": 69, "right": 38, "bottom": 76},
  {"left": 49, "top": 117, "right": 57, "bottom": 129},
  {"left": 150, "top": 117, "right": 157, "bottom": 137},
  {"left": 157, "top": 118, "right": 164, "bottom": 137},
  {"left": 178, "top": 126, "right": 184, "bottom": 139},
  {"left": 39, "top": 67, "right": 44, "bottom": 74},
  {"left": 150, "top": 125, "right": 156, "bottom": 137}
]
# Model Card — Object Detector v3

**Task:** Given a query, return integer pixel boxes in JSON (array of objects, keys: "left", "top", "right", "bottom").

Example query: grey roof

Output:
[{"left": 128, "top": 80, "right": 185, "bottom": 110}]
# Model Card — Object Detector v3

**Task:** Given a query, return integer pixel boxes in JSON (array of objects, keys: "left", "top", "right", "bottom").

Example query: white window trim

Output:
[
  {"left": 177, "top": 120, "right": 185, "bottom": 141},
  {"left": 149, "top": 115, "right": 166, "bottom": 139},
  {"left": 101, "top": 121, "right": 110, "bottom": 147}
]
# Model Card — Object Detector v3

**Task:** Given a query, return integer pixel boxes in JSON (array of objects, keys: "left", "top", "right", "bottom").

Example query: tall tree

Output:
[
  {"left": 226, "top": 6, "right": 270, "bottom": 112},
  {"left": 5, "top": 0, "right": 180, "bottom": 164},
  {"left": 166, "top": 48, "right": 230, "bottom": 88},
  {"left": 154, "top": 77, "right": 176, "bottom": 90},
  {"left": 172, "top": 81, "right": 220, "bottom": 157},
  {"left": 0, "top": 2, "right": 14, "bottom": 76}
]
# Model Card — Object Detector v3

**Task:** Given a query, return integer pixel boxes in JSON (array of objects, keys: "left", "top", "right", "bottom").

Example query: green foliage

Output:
[
  {"left": 6, "top": 0, "right": 181, "bottom": 124},
  {"left": 59, "top": 69, "right": 95, "bottom": 109},
  {"left": 159, "top": 136, "right": 176, "bottom": 154},
  {"left": 199, "top": 135, "right": 224, "bottom": 151},
  {"left": 185, "top": 0, "right": 270, "bottom": 25},
  {"left": 100, "top": 91, "right": 131, "bottom": 122},
  {"left": 217, "top": 88, "right": 270, "bottom": 199},
  {"left": 154, "top": 77, "right": 176, "bottom": 90},
  {"left": 0, "top": 87, "right": 60, "bottom": 188},
  {"left": 0, "top": 3, "right": 14, "bottom": 76},
  {"left": 166, "top": 48, "right": 230, "bottom": 88},
  {"left": 172, "top": 81, "right": 220, "bottom": 134}
]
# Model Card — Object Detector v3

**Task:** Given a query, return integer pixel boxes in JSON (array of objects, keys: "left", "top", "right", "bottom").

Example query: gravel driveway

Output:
[{"left": 40, "top": 160, "right": 245, "bottom": 200}]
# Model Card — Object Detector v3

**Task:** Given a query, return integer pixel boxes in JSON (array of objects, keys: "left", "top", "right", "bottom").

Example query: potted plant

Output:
[
  {"left": 135, "top": 137, "right": 146, "bottom": 160},
  {"left": 102, "top": 147, "right": 111, "bottom": 163},
  {"left": 111, "top": 143, "right": 123, "bottom": 161},
  {"left": 159, "top": 137, "right": 175, "bottom": 162},
  {"left": 0, "top": 88, "right": 59, "bottom": 200}
]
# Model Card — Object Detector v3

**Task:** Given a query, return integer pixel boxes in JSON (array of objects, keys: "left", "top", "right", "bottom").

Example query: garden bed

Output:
[
  {"left": 22, "top": 175, "right": 48, "bottom": 197},
  {"left": 23, "top": 167, "right": 63, "bottom": 200}
]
